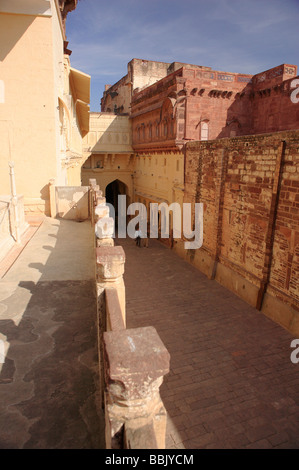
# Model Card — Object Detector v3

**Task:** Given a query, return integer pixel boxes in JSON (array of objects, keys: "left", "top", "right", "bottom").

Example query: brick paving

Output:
[{"left": 118, "top": 236, "right": 299, "bottom": 449}]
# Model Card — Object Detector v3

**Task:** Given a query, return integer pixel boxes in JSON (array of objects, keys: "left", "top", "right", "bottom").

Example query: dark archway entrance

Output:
[{"left": 105, "top": 179, "right": 130, "bottom": 223}]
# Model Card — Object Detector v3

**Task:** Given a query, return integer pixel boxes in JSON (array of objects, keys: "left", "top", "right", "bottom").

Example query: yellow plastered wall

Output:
[
  {"left": 134, "top": 152, "right": 184, "bottom": 205},
  {"left": 67, "top": 164, "right": 82, "bottom": 186},
  {"left": 81, "top": 113, "right": 134, "bottom": 197},
  {"left": 0, "top": 7, "right": 62, "bottom": 215},
  {"left": 84, "top": 113, "right": 133, "bottom": 153}
]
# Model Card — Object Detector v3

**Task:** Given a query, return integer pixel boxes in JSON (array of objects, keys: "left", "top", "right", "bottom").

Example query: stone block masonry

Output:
[{"left": 178, "top": 130, "right": 299, "bottom": 336}]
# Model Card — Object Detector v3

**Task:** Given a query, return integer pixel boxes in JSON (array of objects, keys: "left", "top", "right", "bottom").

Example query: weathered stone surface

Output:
[
  {"left": 105, "top": 288, "right": 125, "bottom": 331},
  {"left": 88, "top": 178, "right": 97, "bottom": 187},
  {"left": 181, "top": 130, "right": 299, "bottom": 335},
  {"left": 103, "top": 326, "right": 169, "bottom": 449},
  {"left": 96, "top": 246, "right": 125, "bottom": 281},
  {"left": 55, "top": 186, "right": 89, "bottom": 221},
  {"left": 104, "top": 326, "right": 170, "bottom": 401},
  {"left": 96, "top": 196, "right": 106, "bottom": 206},
  {"left": 124, "top": 421, "right": 158, "bottom": 449},
  {"left": 95, "top": 204, "right": 110, "bottom": 221},
  {"left": 95, "top": 217, "right": 114, "bottom": 239},
  {"left": 96, "top": 238, "right": 114, "bottom": 247}
]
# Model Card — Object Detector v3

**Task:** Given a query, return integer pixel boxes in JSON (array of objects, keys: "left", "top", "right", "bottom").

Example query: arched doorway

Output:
[{"left": 105, "top": 179, "right": 130, "bottom": 224}]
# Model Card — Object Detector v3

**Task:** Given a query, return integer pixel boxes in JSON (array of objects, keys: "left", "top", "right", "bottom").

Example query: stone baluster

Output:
[
  {"left": 95, "top": 215, "right": 115, "bottom": 247},
  {"left": 103, "top": 326, "right": 170, "bottom": 449},
  {"left": 88, "top": 178, "right": 97, "bottom": 224},
  {"left": 96, "top": 246, "right": 126, "bottom": 406},
  {"left": 95, "top": 194, "right": 105, "bottom": 208},
  {"left": 95, "top": 204, "right": 110, "bottom": 222},
  {"left": 96, "top": 246, "right": 126, "bottom": 324}
]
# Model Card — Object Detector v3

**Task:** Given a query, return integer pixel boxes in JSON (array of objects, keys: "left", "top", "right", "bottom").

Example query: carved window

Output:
[{"left": 227, "top": 119, "right": 240, "bottom": 137}]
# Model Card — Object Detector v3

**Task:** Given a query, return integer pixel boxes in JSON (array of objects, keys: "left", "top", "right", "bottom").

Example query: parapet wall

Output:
[
  {"left": 176, "top": 130, "right": 299, "bottom": 335},
  {"left": 88, "top": 179, "right": 170, "bottom": 449}
]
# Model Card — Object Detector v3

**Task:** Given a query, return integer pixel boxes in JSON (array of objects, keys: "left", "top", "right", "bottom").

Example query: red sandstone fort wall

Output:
[
  {"left": 181, "top": 68, "right": 253, "bottom": 140},
  {"left": 251, "top": 76, "right": 299, "bottom": 134},
  {"left": 130, "top": 63, "right": 298, "bottom": 149},
  {"left": 180, "top": 130, "right": 299, "bottom": 335}
]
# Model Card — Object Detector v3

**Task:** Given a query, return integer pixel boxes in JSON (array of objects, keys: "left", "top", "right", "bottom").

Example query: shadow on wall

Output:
[
  {"left": 40, "top": 184, "right": 51, "bottom": 216},
  {"left": 216, "top": 82, "right": 253, "bottom": 139},
  {"left": 0, "top": 14, "right": 35, "bottom": 62},
  {"left": 0, "top": 219, "right": 104, "bottom": 449},
  {"left": 55, "top": 186, "right": 89, "bottom": 221}
]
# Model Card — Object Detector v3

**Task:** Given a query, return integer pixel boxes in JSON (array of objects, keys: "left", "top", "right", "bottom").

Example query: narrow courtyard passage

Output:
[
  {"left": 0, "top": 218, "right": 104, "bottom": 449},
  {"left": 119, "top": 236, "right": 299, "bottom": 449}
]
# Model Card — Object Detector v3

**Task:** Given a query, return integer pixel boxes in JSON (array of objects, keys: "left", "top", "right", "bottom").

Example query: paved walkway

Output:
[
  {"left": 1, "top": 220, "right": 299, "bottom": 449},
  {"left": 118, "top": 237, "right": 299, "bottom": 449},
  {"left": 0, "top": 218, "right": 104, "bottom": 449}
]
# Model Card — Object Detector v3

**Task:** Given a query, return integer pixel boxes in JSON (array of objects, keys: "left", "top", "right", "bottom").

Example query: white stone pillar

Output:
[{"left": 9, "top": 161, "right": 20, "bottom": 244}]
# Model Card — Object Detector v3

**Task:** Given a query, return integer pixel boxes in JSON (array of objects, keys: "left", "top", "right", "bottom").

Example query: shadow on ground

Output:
[{"left": 0, "top": 219, "right": 105, "bottom": 449}]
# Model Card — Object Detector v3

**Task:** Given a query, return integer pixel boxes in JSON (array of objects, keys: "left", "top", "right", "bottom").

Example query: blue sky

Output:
[{"left": 65, "top": 0, "right": 299, "bottom": 111}]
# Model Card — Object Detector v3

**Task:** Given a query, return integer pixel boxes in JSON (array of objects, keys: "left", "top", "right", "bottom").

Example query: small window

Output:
[
  {"left": 201, "top": 122, "right": 209, "bottom": 141},
  {"left": 176, "top": 160, "right": 180, "bottom": 172}
]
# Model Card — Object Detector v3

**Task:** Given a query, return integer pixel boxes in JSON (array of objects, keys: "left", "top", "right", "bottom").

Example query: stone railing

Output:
[
  {"left": 88, "top": 179, "right": 170, "bottom": 449},
  {"left": 0, "top": 195, "right": 28, "bottom": 262}
]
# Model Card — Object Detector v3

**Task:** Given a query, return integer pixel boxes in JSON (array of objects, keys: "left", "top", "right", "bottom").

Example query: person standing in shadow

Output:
[{"left": 134, "top": 228, "right": 141, "bottom": 247}]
